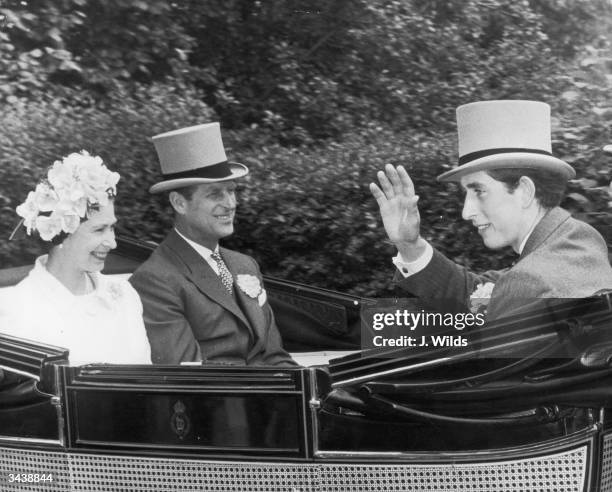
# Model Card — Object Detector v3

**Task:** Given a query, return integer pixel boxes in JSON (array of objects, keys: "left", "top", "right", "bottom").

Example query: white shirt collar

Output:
[{"left": 174, "top": 228, "right": 220, "bottom": 274}]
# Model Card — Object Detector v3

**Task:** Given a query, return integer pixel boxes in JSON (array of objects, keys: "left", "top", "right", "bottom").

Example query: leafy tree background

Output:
[{"left": 1, "top": 0, "right": 611, "bottom": 296}]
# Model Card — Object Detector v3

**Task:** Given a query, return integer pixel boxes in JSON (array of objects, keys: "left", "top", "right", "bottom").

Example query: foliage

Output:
[
  {"left": 0, "top": 0, "right": 193, "bottom": 101},
  {"left": 1, "top": 0, "right": 612, "bottom": 295},
  {"left": 2, "top": 1, "right": 610, "bottom": 134}
]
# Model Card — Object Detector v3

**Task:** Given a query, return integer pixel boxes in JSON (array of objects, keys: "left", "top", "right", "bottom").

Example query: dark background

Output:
[{"left": 1, "top": 0, "right": 611, "bottom": 296}]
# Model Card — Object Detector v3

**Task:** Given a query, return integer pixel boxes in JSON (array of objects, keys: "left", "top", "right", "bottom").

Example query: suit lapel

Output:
[
  {"left": 520, "top": 207, "right": 570, "bottom": 260},
  {"left": 162, "top": 231, "right": 252, "bottom": 331}
]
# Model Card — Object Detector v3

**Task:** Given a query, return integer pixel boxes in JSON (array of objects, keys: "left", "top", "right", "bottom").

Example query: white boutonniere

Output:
[
  {"left": 469, "top": 282, "right": 495, "bottom": 314},
  {"left": 257, "top": 289, "right": 267, "bottom": 307},
  {"left": 236, "top": 274, "right": 267, "bottom": 306}
]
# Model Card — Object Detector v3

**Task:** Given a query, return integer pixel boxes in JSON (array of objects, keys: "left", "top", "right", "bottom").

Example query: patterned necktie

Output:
[{"left": 211, "top": 251, "right": 234, "bottom": 294}]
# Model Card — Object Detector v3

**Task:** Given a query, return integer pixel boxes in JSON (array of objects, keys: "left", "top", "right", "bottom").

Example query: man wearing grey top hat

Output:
[
  {"left": 130, "top": 123, "right": 296, "bottom": 366},
  {"left": 370, "top": 100, "right": 612, "bottom": 321}
]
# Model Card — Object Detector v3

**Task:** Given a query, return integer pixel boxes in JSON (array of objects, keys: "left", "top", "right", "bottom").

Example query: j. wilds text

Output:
[{"left": 372, "top": 334, "right": 468, "bottom": 348}]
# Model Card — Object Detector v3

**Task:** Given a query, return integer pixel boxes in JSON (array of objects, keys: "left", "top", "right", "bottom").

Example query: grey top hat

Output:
[
  {"left": 149, "top": 123, "right": 249, "bottom": 194},
  {"left": 437, "top": 100, "right": 576, "bottom": 182}
]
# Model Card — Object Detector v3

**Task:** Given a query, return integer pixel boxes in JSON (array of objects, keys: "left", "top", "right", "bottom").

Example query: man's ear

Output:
[
  {"left": 518, "top": 176, "right": 537, "bottom": 208},
  {"left": 168, "top": 191, "right": 186, "bottom": 215}
]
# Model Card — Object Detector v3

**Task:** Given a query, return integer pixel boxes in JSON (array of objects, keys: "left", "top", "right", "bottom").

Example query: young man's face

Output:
[
  {"left": 460, "top": 171, "right": 530, "bottom": 252},
  {"left": 178, "top": 181, "right": 237, "bottom": 249}
]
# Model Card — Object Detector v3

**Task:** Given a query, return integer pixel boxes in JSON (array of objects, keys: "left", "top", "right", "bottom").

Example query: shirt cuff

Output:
[{"left": 392, "top": 241, "right": 434, "bottom": 278}]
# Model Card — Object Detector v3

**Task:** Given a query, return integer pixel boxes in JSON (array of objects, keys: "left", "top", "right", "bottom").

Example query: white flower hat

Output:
[{"left": 13, "top": 151, "right": 119, "bottom": 241}]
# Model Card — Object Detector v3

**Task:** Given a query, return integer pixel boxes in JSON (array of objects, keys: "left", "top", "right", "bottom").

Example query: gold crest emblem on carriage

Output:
[{"left": 170, "top": 400, "right": 191, "bottom": 439}]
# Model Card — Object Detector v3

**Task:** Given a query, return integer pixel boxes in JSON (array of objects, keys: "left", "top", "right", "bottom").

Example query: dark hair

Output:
[{"left": 485, "top": 168, "right": 567, "bottom": 208}]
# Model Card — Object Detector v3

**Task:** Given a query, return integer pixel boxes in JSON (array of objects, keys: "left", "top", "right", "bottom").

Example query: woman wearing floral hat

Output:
[{"left": 0, "top": 151, "right": 151, "bottom": 365}]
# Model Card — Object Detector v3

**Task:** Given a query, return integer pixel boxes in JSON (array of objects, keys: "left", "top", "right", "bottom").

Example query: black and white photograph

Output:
[{"left": 1, "top": 1, "right": 612, "bottom": 490}]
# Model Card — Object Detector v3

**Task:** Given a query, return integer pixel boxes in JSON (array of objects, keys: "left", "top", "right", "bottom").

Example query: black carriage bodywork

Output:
[{"left": 1, "top": 237, "right": 612, "bottom": 491}]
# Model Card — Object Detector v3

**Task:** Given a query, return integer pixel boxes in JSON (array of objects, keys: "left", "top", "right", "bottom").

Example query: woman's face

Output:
[{"left": 60, "top": 202, "right": 117, "bottom": 273}]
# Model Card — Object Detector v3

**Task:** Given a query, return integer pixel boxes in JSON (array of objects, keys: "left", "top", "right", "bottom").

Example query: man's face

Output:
[
  {"left": 179, "top": 181, "right": 237, "bottom": 249},
  {"left": 61, "top": 202, "right": 117, "bottom": 272},
  {"left": 460, "top": 171, "right": 528, "bottom": 252}
]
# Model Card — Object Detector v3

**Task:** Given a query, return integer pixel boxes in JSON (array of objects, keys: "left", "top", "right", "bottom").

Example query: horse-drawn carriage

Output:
[{"left": 1, "top": 236, "right": 612, "bottom": 491}]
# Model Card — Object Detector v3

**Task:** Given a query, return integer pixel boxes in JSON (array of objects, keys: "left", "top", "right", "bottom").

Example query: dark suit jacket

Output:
[
  {"left": 129, "top": 230, "right": 296, "bottom": 366},
  {"left": 397, "top": 207, "right": 612, "bottom": 321}
]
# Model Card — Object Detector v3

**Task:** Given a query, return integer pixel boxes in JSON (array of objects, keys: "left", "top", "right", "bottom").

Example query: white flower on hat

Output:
[
  {"left": 15, "top": 191, "right": 39, "bottom": 234},
  {"left": 48, "top": 157, "right": 76, "bottom": 190},
  {"left": 59, "top": 210, "right": 81, "bottom": 234},
  {"left": 15, "top": 150, "right": 119, "bottom": 241},
  {"left": 33, "top": 183, "right": 59, "bottom": 212},
  {"left": 35, "top": 214, "right": 63, "bottom": 241},
  {"left": 76, "top": 153, "right": 119, "bottom": 203},
  {"left": 236, "top": 274, "right": 263, "bottom": 298}
]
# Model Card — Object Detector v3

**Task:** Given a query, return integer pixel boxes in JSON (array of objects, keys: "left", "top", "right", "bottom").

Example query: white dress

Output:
[{"left": 0, "top": 256, "right": 151, "bottom": 365}]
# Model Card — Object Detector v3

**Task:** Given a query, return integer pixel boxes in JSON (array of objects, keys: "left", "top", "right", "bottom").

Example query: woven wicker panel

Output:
[
  {"left": 0, "top": 444, "right": 588, "bottom": 491},
  {"left": 600, "top": 432, "right": 612, "bottom": 492},
  {"left": 319, "top": 447, "right": 587, "bottom": 491},
  {"left": 0, "top": 446, "right": 71, "bottom": 491},
  {"left": 69, "top": 455, "right": 318, "bottom": 491}
]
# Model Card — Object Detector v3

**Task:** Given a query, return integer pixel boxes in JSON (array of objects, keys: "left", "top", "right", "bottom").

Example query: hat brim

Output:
[
  {"left": 149, "top": 162, "right": 249, "bottom": 194},
  {"left": 437, "top": 153, "right": 575, "bottom": 182}
]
